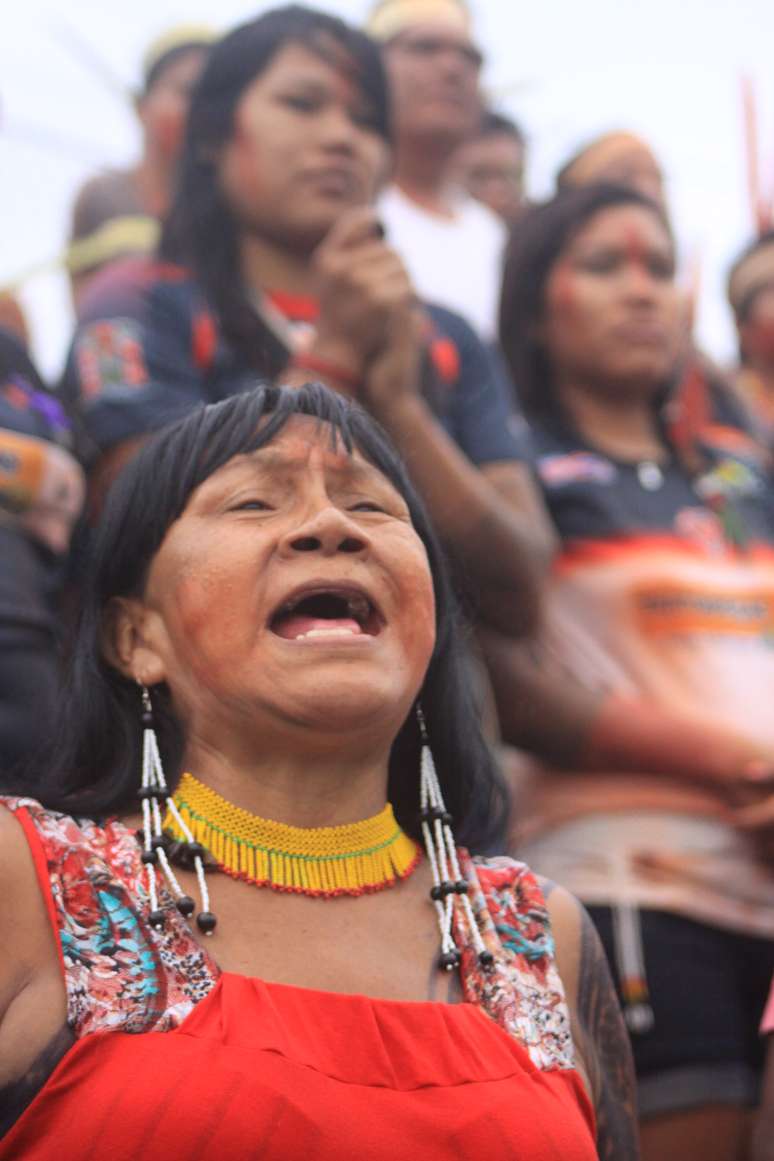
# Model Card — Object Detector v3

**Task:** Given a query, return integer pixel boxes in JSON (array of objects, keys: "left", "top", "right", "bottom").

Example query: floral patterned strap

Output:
[
  {"left": 1, "top": 797, "right": 215, "bottom": 1036},
  {"left": 456, "top": 851, "right": 576, "bottom": 1072}
]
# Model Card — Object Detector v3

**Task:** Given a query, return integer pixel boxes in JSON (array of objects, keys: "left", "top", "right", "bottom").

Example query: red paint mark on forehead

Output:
[{"left": 623, "top": 223, "right": 649, "bottom": 268}]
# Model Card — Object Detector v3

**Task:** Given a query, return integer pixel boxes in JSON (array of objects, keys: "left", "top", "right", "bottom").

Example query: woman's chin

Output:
[{"left": 278, "top": 677, "right": 415, "bottom": 735}]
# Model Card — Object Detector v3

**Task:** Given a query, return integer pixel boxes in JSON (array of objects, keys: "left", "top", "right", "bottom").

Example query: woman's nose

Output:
[
  {"left": 623, "top": 262, "right": 660, "bottom": 301},
  {"left": 282, "top": 506, "right": 369, "bottom": 557},
  {"left": 319, "top": 106, "right": 359, "bottom": 153}
]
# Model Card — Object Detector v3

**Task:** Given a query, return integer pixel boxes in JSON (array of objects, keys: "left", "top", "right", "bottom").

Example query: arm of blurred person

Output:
[
  {"left": 480, "top": 627, "right": 774, "bottom": 807},
  {"left": 729, "top": 791, "right": 774, "bottom": 858},
  {"left": 297, "top": 208, "right": 555, "bottom": 636}
]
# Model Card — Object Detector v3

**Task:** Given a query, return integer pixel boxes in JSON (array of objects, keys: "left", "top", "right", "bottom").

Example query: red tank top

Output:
[{"left": 0, "top": 799, "right": 596, "bottom": 1159}]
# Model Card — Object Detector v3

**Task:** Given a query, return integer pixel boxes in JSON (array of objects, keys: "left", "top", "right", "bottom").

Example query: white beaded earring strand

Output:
[
  {"left": 139, "top": 685, "right": 217, "bottom": 935},
  {"left": 416, "top": 705, "right": 494, "bottom": 973}
]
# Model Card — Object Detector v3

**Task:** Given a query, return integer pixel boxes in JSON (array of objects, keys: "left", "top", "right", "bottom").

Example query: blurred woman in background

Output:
[
  {"left": 727, "top": 231, "right": 774, "bottom": 448},
  {"left": 490, "top": 182, "right": 774, "bottom": 1161}
]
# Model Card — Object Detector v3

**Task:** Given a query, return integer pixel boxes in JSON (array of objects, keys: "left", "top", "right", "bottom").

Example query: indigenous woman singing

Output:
[{"left": 0, "top": 385, "right": 635, "bottom": 1158}]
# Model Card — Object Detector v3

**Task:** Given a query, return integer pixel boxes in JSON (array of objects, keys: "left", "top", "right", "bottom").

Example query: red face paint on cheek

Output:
[
  {"left": 550, "top": 262, "right": 576, "bottom": 313},
  {"left": 228, "top": 111, "right": 265, "bottom": 190},
  {"left": 161, "top": 555, "right": 255, "bottom": 687}
]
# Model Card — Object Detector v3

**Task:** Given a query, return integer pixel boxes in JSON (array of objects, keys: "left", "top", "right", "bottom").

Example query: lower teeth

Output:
[{"left": 298, "top": 627, "right": 360, "bottom": 639}]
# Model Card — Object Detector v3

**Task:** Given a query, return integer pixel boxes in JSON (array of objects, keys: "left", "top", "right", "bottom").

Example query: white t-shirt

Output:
[{"left": 379, "top": 184, "right": 506, "bottom": 341}]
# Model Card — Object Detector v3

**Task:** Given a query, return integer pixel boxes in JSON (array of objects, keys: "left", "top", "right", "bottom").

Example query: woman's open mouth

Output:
[{"left": 269, "top": 585, "right": 383, "bottom": 642}]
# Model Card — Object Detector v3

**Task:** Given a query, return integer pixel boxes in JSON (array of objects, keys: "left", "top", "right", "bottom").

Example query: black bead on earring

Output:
[
  {"left": 137, "top": 684, "right": 217, "bottom": 936},
  {"left": 416, "top": 704, "right": 494, "bottom": 973}
]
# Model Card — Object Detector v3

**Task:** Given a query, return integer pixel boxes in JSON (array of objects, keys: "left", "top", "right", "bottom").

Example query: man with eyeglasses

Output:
[{"left": 367, "top": 0, "right": 506, "bottom": 342}]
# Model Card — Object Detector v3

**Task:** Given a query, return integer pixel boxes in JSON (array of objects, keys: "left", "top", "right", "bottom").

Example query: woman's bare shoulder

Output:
[
  {"left": 0, "top": 802, "right": 66, "bottom": 1089},
  {"left": 0, "top": 803, "right": 47, "bottom": 965}
]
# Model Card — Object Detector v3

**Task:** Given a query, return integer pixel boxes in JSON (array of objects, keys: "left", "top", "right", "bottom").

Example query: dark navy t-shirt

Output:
[
  {"left": 526, "top": 414, "right": 774, "bottom": 744},
  {"left": 62, "top": 258, "right": 526, "bottom": 467}
]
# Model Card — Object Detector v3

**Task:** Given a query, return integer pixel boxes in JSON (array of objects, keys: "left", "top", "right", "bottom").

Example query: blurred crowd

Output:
[{"left": 2, "top": 0, "right": 774, "bottom": 1155}]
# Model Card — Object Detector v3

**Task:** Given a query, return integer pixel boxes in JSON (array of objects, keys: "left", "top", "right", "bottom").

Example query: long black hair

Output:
[
  {"left": 160, "top": 5, "right": 391, "bottom": 377},
  {"left": 499, "top": 182, "right": 673, "bottom": 421},
  {"left": 29, "top": 383, "right": 507, "bottom": 853}
]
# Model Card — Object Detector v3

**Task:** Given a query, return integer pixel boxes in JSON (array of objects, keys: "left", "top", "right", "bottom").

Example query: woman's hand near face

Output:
[
  {"left": 310, "top": 207, "right": 421, "bottom": 387},
  {"left": 307, "top": 208, "right": 551, "bottom": 639},
  {"left": 360, "top": 302, "right": 426, "bottom": 416}
]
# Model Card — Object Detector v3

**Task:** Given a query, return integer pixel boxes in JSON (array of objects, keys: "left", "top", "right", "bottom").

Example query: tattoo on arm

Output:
[{"left": 576, "top": 909, "right": 640, "bottom": 1161}]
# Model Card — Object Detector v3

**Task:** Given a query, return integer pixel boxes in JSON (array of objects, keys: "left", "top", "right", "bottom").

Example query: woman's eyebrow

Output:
[
  {"left": 275, "top": 74, "right": 328, "bottom": 92},
  {"left": 325, "top": 458, "right": 390, "bottom": 488}
]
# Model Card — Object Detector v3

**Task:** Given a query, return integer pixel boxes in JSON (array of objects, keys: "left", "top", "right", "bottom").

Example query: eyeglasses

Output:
[{"left": 389, "top": 34, "right": 484, "bottom": 71}]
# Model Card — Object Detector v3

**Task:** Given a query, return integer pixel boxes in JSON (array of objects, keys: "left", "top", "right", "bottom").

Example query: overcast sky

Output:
[{"left": 2, "top": 0, "right": 773, "bottom": 376}]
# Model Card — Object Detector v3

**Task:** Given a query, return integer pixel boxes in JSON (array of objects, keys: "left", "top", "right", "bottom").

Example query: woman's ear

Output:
[{"left": 101, "top": 596, "right": 167, "bottom": 687}]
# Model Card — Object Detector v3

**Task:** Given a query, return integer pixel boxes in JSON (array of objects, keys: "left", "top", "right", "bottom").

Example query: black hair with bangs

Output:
[
  {"left": 160, "top": 5, "right": 391, "bottom": 377},
  {"left": 30, "top": 383, "right": 507, "bottom": 853}
]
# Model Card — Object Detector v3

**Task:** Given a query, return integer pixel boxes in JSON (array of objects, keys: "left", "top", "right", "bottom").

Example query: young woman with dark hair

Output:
[
  {"left": 0, "top": 384, "right": 633, "bottom": 1158},
  {"left": 488, "top": 183, "right": 774, "bottom": 1160},
  {"left": 62, "top": 4, "right": 552, "bottom": 639},
  {"left": 727, "top": 230, "right": 774, "bottom": 446}
]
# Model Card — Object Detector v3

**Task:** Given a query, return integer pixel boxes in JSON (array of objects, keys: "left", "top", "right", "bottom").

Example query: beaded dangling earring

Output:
[
  {"left": 138, "top": 685, "right": 217, "bottom": 935},
  {"left": 416, "top": 704, "right": 494, "bottom": 973}
]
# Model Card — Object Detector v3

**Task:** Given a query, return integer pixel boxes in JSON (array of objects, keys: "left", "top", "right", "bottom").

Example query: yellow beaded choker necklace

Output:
[{"left": 164, "top": 772, "right": 422, "bottom": 898}]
